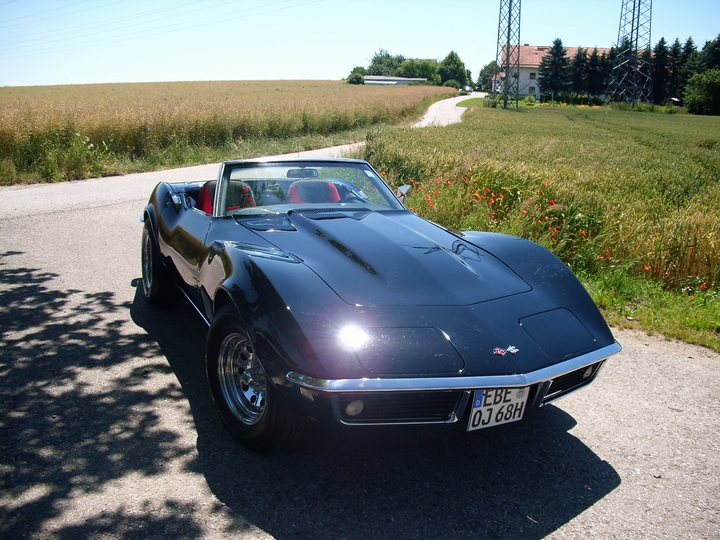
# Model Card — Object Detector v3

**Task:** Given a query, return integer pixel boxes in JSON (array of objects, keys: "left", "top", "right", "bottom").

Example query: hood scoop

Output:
[{"left": 290, "top": 207, "right": 371, "bottom": 220}]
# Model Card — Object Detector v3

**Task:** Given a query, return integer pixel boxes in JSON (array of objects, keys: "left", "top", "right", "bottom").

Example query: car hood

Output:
[{"left": 243, "top": 210, "right": 531, "bottom": 307}]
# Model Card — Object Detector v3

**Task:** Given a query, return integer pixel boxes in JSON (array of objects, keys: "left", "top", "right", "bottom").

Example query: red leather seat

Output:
[
  {"left": 197, "top": 183, "right": 214, "bottom": 214},
  {"left": 287, "top": 181, "right": 340, "bottom": 204}
]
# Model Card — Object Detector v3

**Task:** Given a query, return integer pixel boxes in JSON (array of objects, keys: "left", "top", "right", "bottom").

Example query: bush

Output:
[
  {"left": 347, "top": 73, "right": 364, "bottom": 85},
  {"left": 443, "top": 79, "right": 461, "bottom": 89},
  {"left": 685, "top": 69, "right": 720, "bottom": 115}
]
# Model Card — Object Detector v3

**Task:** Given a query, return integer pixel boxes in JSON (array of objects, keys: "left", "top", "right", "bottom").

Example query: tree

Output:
[
  {"left": 367, "top": 49, "right": 405, "bottom": 76},
  {"left": 679, "top": 37, "right": 701, "bottom": 97},
  {"left": 652, "top": 37, "right": 670, "bottom": 104},
  {"left": 477, "top": 61, "right": 500, "bottom": 91},
  {"left": 700, "top": 34, "right": 720, "bottom": 71},
  {"left": 538, "top": 38, "right": 569, "bottom": 98},
  {"left": 668, "top": 38, "right": 683, "bottom": 99},
  {"left": 438, "top": 51, "right": 468, "bottom": 87},
  {"left": 570, "top": 47, "right": 589, "bottom": 94},
  {"left": 684, "top": 69, "right": 720, "bottom": 115},
  {"left": 586, "top": 48, "right": 606, "bottom": 96},
  {"left": 396, "top": 59, "right": 439, "bottom": 83}
]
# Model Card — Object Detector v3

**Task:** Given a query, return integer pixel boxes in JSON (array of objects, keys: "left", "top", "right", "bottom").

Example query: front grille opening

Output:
[
  {"left": 337, "top": 391, "right": 463, "bottom": 424},
  {"left": 544, "top": 360, "right": 604, "bottom": 402}
]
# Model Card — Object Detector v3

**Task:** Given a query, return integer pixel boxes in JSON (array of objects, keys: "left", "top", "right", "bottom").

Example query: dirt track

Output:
[{"left": 1, "top": 99, "right": 719, "bottom": 538}]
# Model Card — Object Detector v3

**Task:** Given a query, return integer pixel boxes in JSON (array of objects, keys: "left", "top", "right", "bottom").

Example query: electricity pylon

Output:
[
  {"left": 607, "top": 0, "right": 653, "bottom": 105},
  {"left": 495, "top": 0, "right": 521, "bottom": 109}
]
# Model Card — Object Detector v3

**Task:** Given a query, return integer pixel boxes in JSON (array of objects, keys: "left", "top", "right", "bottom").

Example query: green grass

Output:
[{"left": 357, "top": 105, "right": 720, "bottom": 351}]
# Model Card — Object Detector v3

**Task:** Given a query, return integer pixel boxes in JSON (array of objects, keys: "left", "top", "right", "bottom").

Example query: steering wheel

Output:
[{"left": 331, "top": 179, "right": 370, "bottom": 203}]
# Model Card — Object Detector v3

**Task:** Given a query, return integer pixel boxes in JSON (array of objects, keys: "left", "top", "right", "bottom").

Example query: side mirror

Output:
[
  {"left": 170, "top": 194, "right": 183, "bottom": 213},
  {"left": 395, "top": 185, "right": 412, "bottom": 206}
]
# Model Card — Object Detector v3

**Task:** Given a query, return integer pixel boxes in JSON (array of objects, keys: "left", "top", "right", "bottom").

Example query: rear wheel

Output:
[
  {"left": 206, "top": 305, "right": 309, "bottom": 452},
  {"left": 141, "top": 221, "right": 177, "bottom": 306}
]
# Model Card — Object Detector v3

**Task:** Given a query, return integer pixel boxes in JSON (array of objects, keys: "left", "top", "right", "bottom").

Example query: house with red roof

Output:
[{"left": 495, "top": 45, "right": 611, "bottom": 99}]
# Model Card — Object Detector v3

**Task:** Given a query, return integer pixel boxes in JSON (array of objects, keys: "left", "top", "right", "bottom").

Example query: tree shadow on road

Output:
[
  {"left": 0, "top": 251, "right": 205, "bottom": 538},
  {"left": 131, "top": 283, "right": 622, "bottom": 540}
]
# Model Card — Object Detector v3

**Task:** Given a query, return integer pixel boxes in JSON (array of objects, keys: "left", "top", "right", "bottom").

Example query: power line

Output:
[{"left": 0, "top": 0, "right": 321, "bottom": 60}]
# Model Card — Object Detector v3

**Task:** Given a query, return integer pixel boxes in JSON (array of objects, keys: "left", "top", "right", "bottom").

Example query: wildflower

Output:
[
  {"left": 435, "top": 189, "right": 441, "bottom": 195},
  {"left": 474, "top": 193, "right": 482, "bottom": 201},
  {"left": 490, "top": 214, "right": 496, "bottom": 220},
  {"left": 552, "top": 237, "right": 556, "bottom": 242},
  {"left": 644, "top": 265, "right": 652, "bottom": 272},
  {"left": 552, "top": 227, "right": 557, "bottom": 234},
  {"left": 598, "top": 254, "right": 604, "bottom": 259},
  {"left": 446, "top": 180, "right": 452, "bottom": 186},
  {"left": 435, "top": 179, "right": 440, "bottom": 184},
  {"left": 536, "top": 190, "right": 541, "bottom": 195},
  {"left": 538, "top": 220, "right": 543, "bottom": 224},
  {"left": 701, "top": 283, "right": 708, "bottom": 290},
  {"left": 409, "top": 207, "right": 414, "bottom": 212},
  {"left": 522, "top": 210, "right": 527, "bottom": 215},
  {"left": 580, "top": 231, "right": 587, "bottom": 237},
  {"left": 489, "top": 198, "right": 495, "bottom": 204},
  {"left": 486, "top": 188, "right": 491, "bottom": 193},
  {"left": 498, "top": 193, "right": 504, "bottom": 199},
  {"left": 503, "top": 187, "right": 509, "bottom": 192},
  {"left": 548, "top": 200, "right": 556, "bottom": 206},
  {"left": 418, "top": 187, "right": 423, "bottom": 192}
]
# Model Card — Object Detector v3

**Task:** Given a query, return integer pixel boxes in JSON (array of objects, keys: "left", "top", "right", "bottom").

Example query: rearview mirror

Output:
[{"left": 287, "top": 168, "right": 319, "bottom": 179}]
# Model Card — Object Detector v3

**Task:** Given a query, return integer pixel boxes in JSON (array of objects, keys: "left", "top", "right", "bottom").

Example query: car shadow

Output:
[{"left": 131, "top": 287, "right": 621, "bottom": 540}]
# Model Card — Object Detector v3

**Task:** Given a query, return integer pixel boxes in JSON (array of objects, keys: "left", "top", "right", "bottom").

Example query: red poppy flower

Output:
[
  {"left": 548, "top": 200, "right": 556, "bottom": 206},
  {"left": 580, "top": 231, "right": 587, "bottom": 237},
  {"left": 474, "top": 193, "right": 482, "bottom": 201},
  {"left": 701, "top": 283, "right": 708, "bottom": 290}
]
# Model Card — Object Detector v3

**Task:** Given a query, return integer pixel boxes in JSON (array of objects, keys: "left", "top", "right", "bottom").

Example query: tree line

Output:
[
  {"left": 476, "top": 33, "right": 720, "bottom": 114},
  {"left": 347, "top": 49, "right": 472, "bottom": 89}
]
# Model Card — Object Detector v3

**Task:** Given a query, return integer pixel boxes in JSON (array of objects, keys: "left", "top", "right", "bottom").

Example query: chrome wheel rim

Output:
[
  {"left": 218, "top": 334, "right": 267, "bottom": 425},
  {"left": 141, "top": 230, "right": 152, "bottom": 294}
]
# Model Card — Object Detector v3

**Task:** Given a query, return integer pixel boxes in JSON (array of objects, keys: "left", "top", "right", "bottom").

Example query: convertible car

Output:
[{"left": 141, "top": 157, "right": 620, "bottom": 451}]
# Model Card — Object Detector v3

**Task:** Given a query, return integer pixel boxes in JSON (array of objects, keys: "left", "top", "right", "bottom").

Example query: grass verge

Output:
[{"left": 357, "top": 104, "right": 720, "bottom": 351}]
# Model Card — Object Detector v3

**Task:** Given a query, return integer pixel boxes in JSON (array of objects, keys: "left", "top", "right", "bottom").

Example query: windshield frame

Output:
[{"left": 215, "top": 158, "right": 405, "bottom": 217}]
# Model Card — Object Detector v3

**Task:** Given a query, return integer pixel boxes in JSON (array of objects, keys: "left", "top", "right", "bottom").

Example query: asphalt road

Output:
[{"left": 1, "top": 104, "right": 719, "bottom": 538}]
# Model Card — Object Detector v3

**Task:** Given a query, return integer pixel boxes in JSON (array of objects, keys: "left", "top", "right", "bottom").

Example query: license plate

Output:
[{"left": 468, "top": 387, "right": 529, "bottom": 431}]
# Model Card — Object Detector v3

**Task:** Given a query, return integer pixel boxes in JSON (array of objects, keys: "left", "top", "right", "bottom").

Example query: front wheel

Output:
[
  {"left": 206, "top": 305, "right": 309, "bottom": 452},
  {"left": 141, "top": 221, "right": 178, "bottom": 306}
]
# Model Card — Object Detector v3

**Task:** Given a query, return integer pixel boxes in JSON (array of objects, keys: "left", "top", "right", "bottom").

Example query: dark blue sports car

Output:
[{"left": 141, "top": 157, "right": 620, "bottom": 451}]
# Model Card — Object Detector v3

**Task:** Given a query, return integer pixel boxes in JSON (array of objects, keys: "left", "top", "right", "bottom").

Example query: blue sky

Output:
[{"left": 0, "top": 0, "right": 717, "bottom": 87}]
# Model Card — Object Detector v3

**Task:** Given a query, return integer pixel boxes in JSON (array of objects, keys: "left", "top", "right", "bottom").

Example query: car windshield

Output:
[{"left": 216, "top": 160, "right": 403, "bottom": 216}]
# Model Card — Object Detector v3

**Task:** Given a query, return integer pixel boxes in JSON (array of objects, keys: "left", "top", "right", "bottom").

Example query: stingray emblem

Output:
[{"left": 494, "top": 345, "right": 520, "bottom": 356}]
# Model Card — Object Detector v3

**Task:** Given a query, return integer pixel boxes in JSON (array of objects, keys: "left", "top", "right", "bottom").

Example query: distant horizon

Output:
[{"left": 1, "top": 0, "right": 717, "bottom": 88}]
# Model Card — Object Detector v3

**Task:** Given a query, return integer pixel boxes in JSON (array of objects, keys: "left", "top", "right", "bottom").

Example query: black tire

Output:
[
  {"left": 206, "top": 305, "right": 310, "bottom": 452},
  {"left": 141, "top": 221, "right": 178, "bottom": 306}
]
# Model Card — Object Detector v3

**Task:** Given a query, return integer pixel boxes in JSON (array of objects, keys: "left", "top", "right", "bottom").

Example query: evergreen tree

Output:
[
  {"left": 652, "top": 37, "right": 670, "bottom": 103},
  {"left": 570, "top": 47, "right": 589, "bottom": 94},
  {"left": 538, "top": 38, "right": 569, "bottom": 98},
  {"left": 679, "top": 37, "right": 701, "bottom": 98},
  {"left": 700, "top": 34, "right": 720, "bottom": 70},
  {"left": 668, "top": 38, "right": 683, "bottom": 99},
  {"left": 586, "top": 48, "right": 605, "bottom": 96}
]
